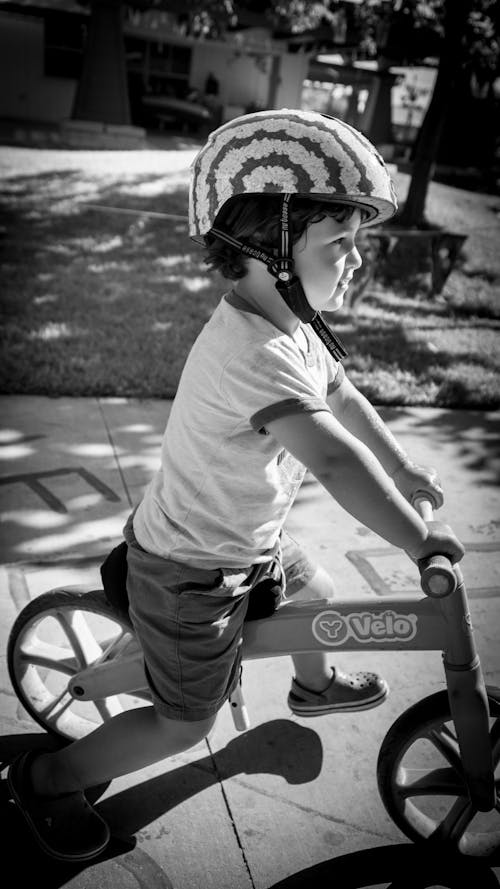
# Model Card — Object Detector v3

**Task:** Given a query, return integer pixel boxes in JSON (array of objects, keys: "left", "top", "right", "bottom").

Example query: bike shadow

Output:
[
  {"left": 267, "top": 842, "right": 500, "bottom": 888},
  {"left": 1, "top": 724, "right": 498, "bottom": 888},
  {"left": 97, "top": 717, "right": 325, "bottom": 832}
]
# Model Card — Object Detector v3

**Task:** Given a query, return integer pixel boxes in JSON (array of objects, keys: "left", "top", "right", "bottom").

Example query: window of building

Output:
[
  {"left": 124, "top": 37, "right": 192, "bottom": 98},
  {"left": 44, "top": 12, "right": 87, "bottom": 80}
]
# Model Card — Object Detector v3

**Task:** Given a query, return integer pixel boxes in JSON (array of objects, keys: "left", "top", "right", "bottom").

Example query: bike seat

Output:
[{"left": 100, "top": 540, "right": 130, "bottom": 616}]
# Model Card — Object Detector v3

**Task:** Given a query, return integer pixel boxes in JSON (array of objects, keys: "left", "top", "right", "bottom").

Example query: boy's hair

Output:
[{"left": 204, "top": 196, "right": 362, "bottom": 280}]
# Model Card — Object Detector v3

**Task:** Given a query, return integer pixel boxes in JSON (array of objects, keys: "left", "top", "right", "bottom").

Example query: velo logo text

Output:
[{"left": 312, "top": 609, "right": 418, "bottom": 646}]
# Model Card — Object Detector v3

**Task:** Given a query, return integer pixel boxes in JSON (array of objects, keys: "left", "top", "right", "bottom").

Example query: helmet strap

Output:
[{"left": 210, "top": 194, "right": 348, "bottom": 361}]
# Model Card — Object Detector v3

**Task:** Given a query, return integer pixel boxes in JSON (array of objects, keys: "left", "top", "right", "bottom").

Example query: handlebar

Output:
[{"left": 412, "top": 493, "right": 457, "bottom": 598}]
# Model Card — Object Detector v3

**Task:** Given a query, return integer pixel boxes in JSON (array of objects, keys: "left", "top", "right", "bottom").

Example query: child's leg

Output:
[
  {"left": 30, "top": 706, "right": 216, "bottom": 796},
  {"left": 281, "top": 534, "right": 389, "bottom": 713},
  {"left": 289, "top": 563, "right": 336, "bottom": 692},
  {"left": 9, "top": 534, "right": 250, "bottom": 860},
  {"left": 8, "top": 704, "right": 217, "bottom": 862}
]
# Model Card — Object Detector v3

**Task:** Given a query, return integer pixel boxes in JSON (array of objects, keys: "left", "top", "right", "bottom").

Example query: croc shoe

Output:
[{"left": 288, "top": 667, "right": 389, "bottom": 716}]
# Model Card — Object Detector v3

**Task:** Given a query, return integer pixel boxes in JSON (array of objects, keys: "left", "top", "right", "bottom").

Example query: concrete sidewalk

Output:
[{"left": 0, "top": 395, "right": 499, "bottom": 888}]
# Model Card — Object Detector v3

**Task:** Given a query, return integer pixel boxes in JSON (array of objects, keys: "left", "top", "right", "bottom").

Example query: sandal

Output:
[{"left": 7, "top": 750, "right": 110, "bottom": 861}]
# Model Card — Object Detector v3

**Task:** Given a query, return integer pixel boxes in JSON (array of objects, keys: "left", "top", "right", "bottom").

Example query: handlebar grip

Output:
[
  {"left": 413, "top": 492, "right": 437, "bottom": 523},
  {"left": 419, "top": 554, "right": 457, "bottom": 597},
  {"left": 412, "top": 494, "right": 457, "bottom": 597}
]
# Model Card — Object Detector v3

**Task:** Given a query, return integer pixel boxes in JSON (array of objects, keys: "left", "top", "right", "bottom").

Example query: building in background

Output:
[
  {"left": 0, "top": 0, "right": 309, "bottom": 143},
  {"left": 303, "top": 54, "right": 437, "bottom": 161},
  {"left": 0, "top": 0, "right": 441, "bottom": 158}
]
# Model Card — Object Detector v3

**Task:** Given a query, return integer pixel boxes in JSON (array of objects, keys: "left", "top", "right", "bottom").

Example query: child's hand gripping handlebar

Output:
[{"left": 412, "top": 493, "right": 458, "bottom": 597}]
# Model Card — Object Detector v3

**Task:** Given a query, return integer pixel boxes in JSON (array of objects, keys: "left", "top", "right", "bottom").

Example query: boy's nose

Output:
[{"left": 347, "top": 246, "right": 362, "bottom": 272}]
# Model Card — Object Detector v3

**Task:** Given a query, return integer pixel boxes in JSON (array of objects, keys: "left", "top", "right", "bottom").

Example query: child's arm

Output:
[
  {"left": 267, "top": 409, "right": 464, "bottom": 564},
  {"left": 328, "top": 377, "right": 443, "bottom": 507}
]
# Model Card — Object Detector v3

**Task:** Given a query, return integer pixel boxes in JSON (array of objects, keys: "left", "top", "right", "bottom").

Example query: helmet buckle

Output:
[{"left": 268, "top": 258, "right": 294, "bottom": 281}]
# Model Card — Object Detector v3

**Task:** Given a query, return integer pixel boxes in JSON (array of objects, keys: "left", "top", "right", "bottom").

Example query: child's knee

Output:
[{"left": 154, "top": 710, "right": 217, "bottom": 746}]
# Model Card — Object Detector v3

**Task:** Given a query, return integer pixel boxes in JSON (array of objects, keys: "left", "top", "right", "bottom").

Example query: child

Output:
[{"left": 8, "top": 110, "right": 464, "bottom": 861}]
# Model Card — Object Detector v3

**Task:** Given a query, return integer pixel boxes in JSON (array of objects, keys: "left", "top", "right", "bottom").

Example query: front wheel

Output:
[
  {"left": 8, "top": 588, "right": 149, "bottom": 742},
  {"left": 377, "top": 686, "right": 500, "bottom": 857}
]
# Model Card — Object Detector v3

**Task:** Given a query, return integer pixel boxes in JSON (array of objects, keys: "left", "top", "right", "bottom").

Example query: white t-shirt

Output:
[{"left": 133, "top": 293, "right": 344, "bottom": 568}]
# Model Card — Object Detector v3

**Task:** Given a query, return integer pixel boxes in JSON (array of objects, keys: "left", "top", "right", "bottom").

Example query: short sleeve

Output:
[
  {"left": 327, "top": 360, "right": 345, "bottom": 395},
  {"left": 220, "top": 337, "right": 333, "bottom": 434}
]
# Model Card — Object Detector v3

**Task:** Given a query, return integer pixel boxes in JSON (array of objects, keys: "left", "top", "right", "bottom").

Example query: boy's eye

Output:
[{"left": 332, "top": 236, "right": 356, "bottom": 249}]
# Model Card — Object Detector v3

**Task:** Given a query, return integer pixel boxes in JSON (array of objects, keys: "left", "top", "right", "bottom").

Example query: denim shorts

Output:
[{"left": 123, "top": 517, "right": 317, "bottom": 722}]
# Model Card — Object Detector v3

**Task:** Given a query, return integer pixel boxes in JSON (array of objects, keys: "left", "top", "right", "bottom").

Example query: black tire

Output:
[
  {"left": 7, "top": 587, "right": 138, "bottom": 741},
  {"left": 377, "top": 685, "right": 500, "bottom": 857}
]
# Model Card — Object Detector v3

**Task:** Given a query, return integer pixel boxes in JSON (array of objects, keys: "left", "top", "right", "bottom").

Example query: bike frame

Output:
[{"left": 68, "top": 569, "right": 495, "bottom": 813}]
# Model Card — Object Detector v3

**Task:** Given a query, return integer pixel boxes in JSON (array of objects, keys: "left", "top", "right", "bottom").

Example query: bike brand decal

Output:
[{"left": 312, "top": 609, "right": 418, "bottom": 646}]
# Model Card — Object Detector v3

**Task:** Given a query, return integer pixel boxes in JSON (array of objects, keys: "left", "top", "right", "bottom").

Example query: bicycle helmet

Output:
[{"left": 189, "top": 109, "right": 398, "bottom": 359}]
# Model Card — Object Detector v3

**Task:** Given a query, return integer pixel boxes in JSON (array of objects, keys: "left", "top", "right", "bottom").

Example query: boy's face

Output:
[{"left": 293, "top": 209, "right": 363, "bottom": 313}]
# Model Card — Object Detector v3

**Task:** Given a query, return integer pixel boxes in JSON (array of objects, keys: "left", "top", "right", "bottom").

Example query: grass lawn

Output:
[{"left": 1, "top": 141, "right": 499, "bottom": 408}]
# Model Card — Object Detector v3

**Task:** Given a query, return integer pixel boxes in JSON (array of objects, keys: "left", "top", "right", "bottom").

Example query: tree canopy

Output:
[{"left": 125, "top": 0, "right": 498, "bottom": 86}]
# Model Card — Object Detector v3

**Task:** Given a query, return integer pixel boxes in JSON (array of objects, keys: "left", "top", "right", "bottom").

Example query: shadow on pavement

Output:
[
  {"left": 97, "top": 718, "right": 324, "bottom": 835},
  {"left": 0, "top": 719, "right": 323, "bottom": 887},
  {"left": 267, "top": 842, "right": 500, "bottom": 888},
  {"left": 380, "top": 406, "right": 500, "bottom": 487},
  {"left": 1, "top": 724, "right": 499, "bottom": 888}
]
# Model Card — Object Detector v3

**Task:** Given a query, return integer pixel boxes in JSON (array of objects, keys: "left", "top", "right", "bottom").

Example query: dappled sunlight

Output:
[
  {"left": 1, "top": 145, "right": 197, "bottom": 218},
  {"left": 69, "top": 443, "right": 119, "bottom": 458},
  {"left": 16, "top": 514, "right": 130, "bottom": 556},
  {"left": 44, "top": 242, "right": 73, "bottom": 255},
  {"left": 28, "top": 322, "right": 76, "bottom": 341},
  {"left": 0, "top": 396, "right": 174, "bottom": 566},
  {"left": 379, "top": 406, "right": 500, "bottom": 490},
  {"left": 1, "top": 508, "right": 67, "bottom": 530},
  {"left": 152, "top": 268, "right": 210, "bottom": 289},
  {"left": 88, "top": 260, "right": 132, "bottom": 274},
  {"left": 64, "top": 492, "right": 107, "bottom": 511},
  {"left": 33, "top": 293, "right": 59, "bottom": 305},
  {"left": 0, "top": 443, "right": 36, "bottom": 460},
  {"left": 152, "top": 320, "right": 173, "bottom": 332},
  {"left": 118, "top": 423, "right": 155, "bottom": 433},
  {"left": 184, "top": 276, "right": 213, "bottom": 292},
  {"left": 2, "top": 147, "right": 498, "bottom": 406},
  {"left": 0, "top": 428, "right": 30, "bottom": 444},
  {"left": 154, "top": 254, "right": 192, "bottom": 268},
  {"left": 116, "top": 174, "right": 191, "bottom": 197},
  {"left": 117, "top": 451, "right": 162, "bottom": 469},
  {"left": 68, "top": 235, "right": 124, "bottom": 253},
  {"left": 100, "top": 398, "right": 129, "bottom": 405},
  {"left": 0, "top": 441, "right": 156, "bottom": 571}
]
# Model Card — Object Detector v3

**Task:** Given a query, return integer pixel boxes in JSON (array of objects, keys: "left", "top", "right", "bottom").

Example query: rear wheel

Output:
[
  {"left": 377, "top": 686, "right": 500, "bottom": 856},
  {"left": 8, "top": 588, "right": 149, "bottom": 741}
]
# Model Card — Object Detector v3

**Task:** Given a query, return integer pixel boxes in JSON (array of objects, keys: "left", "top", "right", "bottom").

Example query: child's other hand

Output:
[
  {"left": 391, "top": 461, "right": 444, "bottom": 508},
  {"left": 409, "top": 524, "right": 465, "bottom": 565}
]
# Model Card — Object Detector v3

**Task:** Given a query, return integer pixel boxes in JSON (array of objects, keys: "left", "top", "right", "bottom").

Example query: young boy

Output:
[{"left": 8, "top": 110, "right": 464, "bottom": 861}]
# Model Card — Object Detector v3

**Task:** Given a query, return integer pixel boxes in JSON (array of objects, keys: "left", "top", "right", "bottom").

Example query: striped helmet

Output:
[{"left": 189, "top": 108, "right": 398, "bottom": 242}]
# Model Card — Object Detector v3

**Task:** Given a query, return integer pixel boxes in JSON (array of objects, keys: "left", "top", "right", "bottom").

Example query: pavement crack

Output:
[
  {"left": 97, "top": 398, "right": 133, "bottom": 509},
  {"left": 206, "top": 739, "right": 257, "bottom": 889}
]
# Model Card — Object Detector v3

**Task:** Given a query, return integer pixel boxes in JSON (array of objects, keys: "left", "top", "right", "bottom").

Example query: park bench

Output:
[{"left": 345, "top": 228, "right": 468, "bottom": 308}]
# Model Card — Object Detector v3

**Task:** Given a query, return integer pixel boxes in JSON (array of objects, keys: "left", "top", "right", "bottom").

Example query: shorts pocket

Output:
[
  {"left": 175, "top": 566, "right": 224, "bottom": 595},
  {"left": 174, "top": 563, "right": 253, "bottom": 597}
]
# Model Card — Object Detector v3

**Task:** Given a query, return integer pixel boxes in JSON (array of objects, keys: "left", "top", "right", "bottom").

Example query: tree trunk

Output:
[
  {"left": 72, "top": 0, "right": 131, "bottom": 126},
  {"left": 398, "top": 0, "right": 472, "bottom": 227},
  {"left": 362, "top": 57, "right": 395, "bottom": 145}
]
